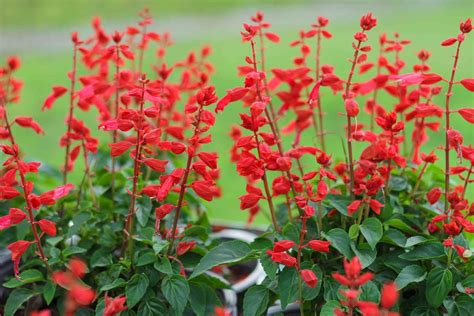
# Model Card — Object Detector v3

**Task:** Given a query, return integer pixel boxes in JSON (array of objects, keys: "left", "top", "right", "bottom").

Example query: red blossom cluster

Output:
[
  {"left": 1, "top": 57, "right": 73, "bottom": 276},
  {"left": 52, "top": 258, "right": 96, "bottom": 316}
]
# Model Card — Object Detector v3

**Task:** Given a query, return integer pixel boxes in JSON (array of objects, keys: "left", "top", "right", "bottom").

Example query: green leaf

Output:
[
  {"left": 243, "top": 285, "right": 270, "bottom": 316},
  {"left": 91, "top": 248, "right": 113, "bottom": 267},
  {"left": 443, "top": 294, "right": 474, "bottom": 316},
  {"left": 425, "top": 267, "right": 452, "bottom": 308},
  {"left": 4, "top": 288, "right": 37, "bottom": 316},
  {"left": 189, "top": 282, "right": 220, "bottom": 316},
  {"left": 359, "top": 217, "right": 383, "bottom": 250},
  {"left": 395, "top": 265, "right": 427, "bottom": 289},
  {"left": 320, "top": 300, "right": 340, "bottom": 316},
  {"left": 399, "top": 242, "right": 445, "bottom": 261},
  {"left": 162, "top": 275, "right": 190, "bottom": 314},
  {"left": 3, "top": 269, "right": 44, "bottom": 288},
  {"left": 126, "top": 274, "right": 149, "bottom": 309},
  {"left": 154, "top": 257, "right": 173, "bottom": 275},
  {"left": 351, "top": 243, "right": 376, "bottom": 268},
  {"left": 405, "top": 236, "right": 428, "bottom": 248},
  {"left": 359, "top": 280, "right": 380, "bottom": 303},
  {"left": 260, "top": 249, "right": 278, "bottom": 281},
  {"left": 62, "top": 246, "right": 87, "bottom": 257},
  {"left": 348, "top": 224, "right": 360, "bottom": 240},
  {"left": 138, "top": 298, "right": 167, "bottom": 316},
  {"left": 100, "top": 278, "right": 126, "bottom": 292},
  {"left": 190, "top": 240, "right": 254, "bottom": 279},
  {"left": 385, "top": 218, "right": 418, "bottom": 234},
  {"left": 323, "top": 228, "right": 354, "bottom": 258},
  {"left": 153, "top": 238, "right": 169, "bottom": 254},
  {"left": 136, "top": 198, "right": 152, "bottom": 226},
  {"left": 43, "top": 281, "right": 56, "bottom": 305},
  {"left": 278, "top": 267, "right": 299, "bottom": 309},
  {"left": 326, "top": 194, "right": 351, "bottom": 216},
  {"left": 389, "top": 176, "right": 408, "bottom": 191},
  {"left": 323, "top": 278, "right": 342, "bottom": 302},
  {"left": 281, "top": 223, "right": 300, "bottom": 243},
  {"left": 136, "top": 249, "right": 157, "bottom": 266},
  {"left": 381, "top": 228, "right": 407, "bottom": 247}
]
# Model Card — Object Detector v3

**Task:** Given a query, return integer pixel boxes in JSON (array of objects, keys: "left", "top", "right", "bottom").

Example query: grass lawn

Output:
[{"left": 4, "top": 1, "right": 473, "bottom": 223}]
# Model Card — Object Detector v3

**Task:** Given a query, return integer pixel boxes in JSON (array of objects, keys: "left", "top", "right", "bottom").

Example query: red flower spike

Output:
[
  {"left": 37, "top": 219, "right": 57, "bottom": 237},
  {"left": 380, "top": 282, "right": 399, "bottom": 310},
  {"left": 14, "top": 116, "right": 44, "bottom": 134},
  {"left": 42, "top": 86, "right": 68, "bottom": 111},
  {"left": 457, "top": 108, "right": 474, "bottom": 123},
  {"left": 360, "top": 13, "right": 377, "bottom": 31},
  {"left": 301, "top": 269, "right": 318, "bottom": 288},
  {"left": 69, "top": 258, "right": 87, "bottom": 278},
  {"left": 177, "top": 241, "right": 196, "bottom": 256},
  {"left": 460, "top": 78, "right": 474, "bottom": 91},
  {"left": 104, "top": 295, "right": 127, "bottom": 316},
  {"left": 427, "top": 187, "right": 442, "bottom": 204},
  {"left": 7, "top": 240, "right": 31, "bottom": 275},
  {"left": 109, "top": 141, "right": 133, "bottom": 157},
  {"left": 307, "top": 240, "right": 331, "bottom": 252},
  {"left": 273, "top": 240, "right": 295, "bottom": 252}
]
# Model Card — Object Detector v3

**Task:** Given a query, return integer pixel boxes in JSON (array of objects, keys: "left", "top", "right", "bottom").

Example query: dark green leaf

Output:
[
  {"left": 381, "top": 229, "right": 407, "bottom": 247},
  {"left": 154, "top": 257, "right": 173, "bottom": 275},
  {"left": 190, "top": 240, "right": 254, "bottom": 279},
  {"left": 326, "top": 194, "right": 350, "bottom": 216},
  {"left": 138, "top": 298, "right": 167, "bottom": 316},
  {"left": 359, "top": 217, "right": 383, "bottom": 250},
  {"left": 351, "top": 243, "right": 376, "bottom": 268},
  {"left": 43, "top": 281, "right": 56, "bottom": 305},
  {"left": 323, "top": 278, "right": 343, "bottom": 302},
  {"left": 359, "top": 280, "right": 380, "bottom": 303},
  {"left": 405, "top": 236, "right": 428, "bottom": 248},
  {"left": 3, "top": 269, "right": 44, "bottom": 288},
  {"left": 323, "top": 228, "right": 354, "bottom": 258},
  {"left": 320, "top": 300, "right": 340, "bottom": 316},
  {"left": 260, "top": 249, "right": 278, "bottom": 281},
  {"left": 162, "top": 275, "right": 190, "bottom": 314},
  {"left": 100, "top": 278, "right": 126, "bottom": 292},
  {"left": 443, "top": 294, "right": 474, "bottom": 316},
  {"left": 243, "top": 285, "right": 270, "bottom": 316},
  {"left": 4, "top": 288, "right": 37, "bottom": 316},
  {"left": 399, "top": 242, "right": 445, "bottom": 261},
  {"left": 62, "top": 246, "right": 87, "bottom": 257},
  {"left": 126, "top": 274, "right": 149, "bottom": 308},
  {"left": 91, "top": 248, "right": 113, "bottom": 267},
  {"left": 136, "top": 198, "right": 152, "bottom": 226},
  {"left": 395, "top": 265, "right": 427, "bottom": 289},
  {"left": 281, "top": 223, "right": 300, "bottom": 243},
  {"left": 136, "top": 249, "right": 157, "bottom": 266},
  {"left": 278, "top": 267, "right": 299, "bottom": 309},
  {"left": 153, "top": 238, "right": 169, "bottom": 254},
  {"left": 385, "top": 218, "right": 418, "bottom": 234},
  {"left": 189, "top": 282, "right": 220, "bottom": 316},
  {"left": 389, "top": 176, "right": 408, "bottom": 191},
  {"left": 425, "top": 267, "right": 452, "bottom": 308}
]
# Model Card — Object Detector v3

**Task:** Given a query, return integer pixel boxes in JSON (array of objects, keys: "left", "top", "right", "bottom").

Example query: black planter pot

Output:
[
  {"left": 0, "top": 248, "right": 13, "bottom": 304},
  {"left": 204, "top": 271, "right": 239, "bottom": 316},
  {"left": 211, "top": 225, "right": 266, "bottom": 314}
]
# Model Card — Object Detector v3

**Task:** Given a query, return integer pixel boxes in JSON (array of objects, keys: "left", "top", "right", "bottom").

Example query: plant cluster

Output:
[{"left": 0, "top": 8, "right": 473, "bottom": 316}]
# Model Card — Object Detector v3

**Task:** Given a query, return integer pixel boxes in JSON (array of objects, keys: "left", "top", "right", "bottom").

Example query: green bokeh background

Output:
[{"left": 1, "top": 0, "right": 473, "bottom": 223}]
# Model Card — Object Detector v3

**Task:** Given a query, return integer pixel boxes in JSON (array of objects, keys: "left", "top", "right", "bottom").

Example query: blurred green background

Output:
[{"left": 1, "top": 0, "right": 473, "bottom": 223}]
